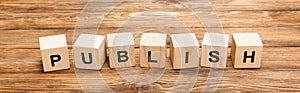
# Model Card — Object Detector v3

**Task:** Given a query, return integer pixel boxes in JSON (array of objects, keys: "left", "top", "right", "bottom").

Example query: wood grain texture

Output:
[{"left": 0, "top": 0, "right": 299, "bottom": 92}]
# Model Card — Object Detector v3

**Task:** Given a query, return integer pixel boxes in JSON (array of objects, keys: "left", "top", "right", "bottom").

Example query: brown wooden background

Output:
[{"left": 0, "top": 0, "right": 300, "bottom": 92}]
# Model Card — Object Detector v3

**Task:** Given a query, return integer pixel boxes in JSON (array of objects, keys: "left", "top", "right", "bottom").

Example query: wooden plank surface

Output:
[{"left": 0, "top": 0, "right": 299, "bottom": 92}]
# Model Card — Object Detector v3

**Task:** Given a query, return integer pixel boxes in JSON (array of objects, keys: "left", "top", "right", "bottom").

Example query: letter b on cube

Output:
[{"left": 107, "top": 32, "right": 136, "bottom": 68}]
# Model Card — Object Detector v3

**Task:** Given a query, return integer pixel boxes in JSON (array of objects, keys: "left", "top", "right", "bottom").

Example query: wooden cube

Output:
[
  {"left": 39, "top": 34, "right": 70, "bottom": 72},
  {"left": 107, "top": 32, "right": 135, "bottom": 68},
  {"left": 73, "top": 34, "right": 106, "bottom": 70},
  {"left": 140, "top": 33, "right": 167, "bottom": 68},
  {"left": 201, "top": 32, "right": 229, "bottom": 68},
  {"left": 231, "top": 33, "right": 263, "bottom": 68},
  {"left": 170, "top": 33, "right": 200, "bottom": 69}
]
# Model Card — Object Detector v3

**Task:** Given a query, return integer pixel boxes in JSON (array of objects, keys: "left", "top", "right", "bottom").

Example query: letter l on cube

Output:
[{"left": 140, "top": 33, "right": 167, "bottom": 68}]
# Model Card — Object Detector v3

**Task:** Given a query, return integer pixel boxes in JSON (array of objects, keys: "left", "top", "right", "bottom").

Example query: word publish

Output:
[{"left": 39, "top": 32, "right": 263, "bottom": 72}]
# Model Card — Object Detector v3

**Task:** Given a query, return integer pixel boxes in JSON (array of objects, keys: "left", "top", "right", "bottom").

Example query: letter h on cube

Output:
[{"left": 231, "top": 33, "right": 263, "bottom": 68}]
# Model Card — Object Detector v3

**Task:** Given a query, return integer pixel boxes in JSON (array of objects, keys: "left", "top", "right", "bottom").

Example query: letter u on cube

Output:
[{"left": 73, "top": 34, "right": 106, "bottom": 70}]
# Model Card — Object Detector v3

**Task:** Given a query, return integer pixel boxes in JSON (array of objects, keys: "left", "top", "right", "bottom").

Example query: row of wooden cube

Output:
[{"left": 39, "top": 32, "right": 263, "bottom": 72}]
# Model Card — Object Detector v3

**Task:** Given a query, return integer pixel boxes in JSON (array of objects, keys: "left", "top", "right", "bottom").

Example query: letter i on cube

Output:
[
  {"left": 107, "top": 32, "right": 136, "bottom": 68},
  {"left": 39, "top": 34, "right": 70, "bottom": 72},
  {"left": 73, "top": 34, "right": 106, "bottom": 70},
  {"left": 170, "top": 33, "right": 200, "bottom": 69},
  {"left": 140, "top": 33, "right": 167, "bottom": 68},
  {"left": 231, "top": 33, "right": 263, "bottom": 68},
  {"left": 201, "top": 32, "right": 229, "bottom": 69}
]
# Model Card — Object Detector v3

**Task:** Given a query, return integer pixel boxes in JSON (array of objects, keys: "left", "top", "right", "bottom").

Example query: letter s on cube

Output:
[{"left": 201, "top": 32, "right": 229, "bottom": 69}]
